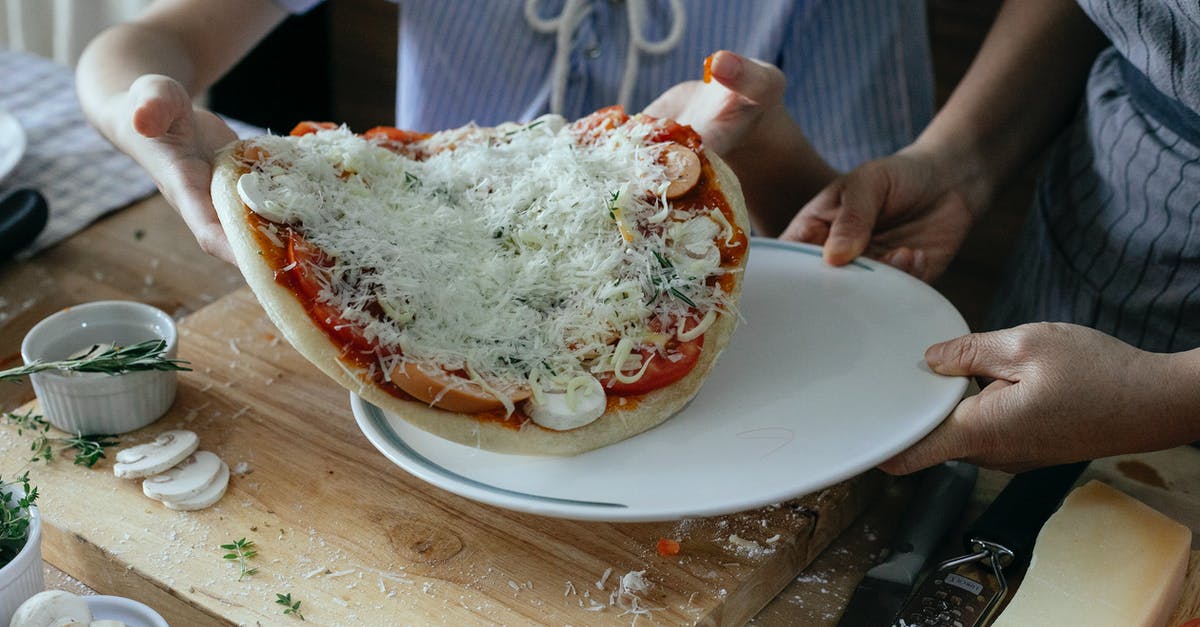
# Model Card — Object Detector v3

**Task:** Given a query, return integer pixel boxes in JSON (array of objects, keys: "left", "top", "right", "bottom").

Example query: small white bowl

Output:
[
  {"left": 20, "top": 301, "right": 179, "bottom": 435},
  {"left": 87, "top": 595, "right": 169, "bottom": 627},
  {"left": 0, "top": 488, "right": 42, "bottom": 626}
]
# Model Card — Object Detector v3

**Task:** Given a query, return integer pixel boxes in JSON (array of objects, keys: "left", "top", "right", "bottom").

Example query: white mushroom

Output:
[
  {"left": 661, "top": 144, "right": 701, "bottom": 199},
  {"left": 142, "top": 451, "right": 223, "bottom": 501},
  {"left": 9, "top": 590, "right": 92, "bottom": 627},
  {"left": 112, "top": 430, "right": 199, "bottom": 479},
  {"left": 162, "top": 460, "right": 229, "bottom": 511},
  {"left": 525, "top": 376, "right": 606, "bottom": 431},
  {"left": 237, "top": 171, "right": 291, "bottom": 224}
]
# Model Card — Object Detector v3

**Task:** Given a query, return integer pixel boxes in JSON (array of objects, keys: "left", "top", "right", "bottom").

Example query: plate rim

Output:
[{"left": 352, "top": 239, "right": 968, "bottom": 521}]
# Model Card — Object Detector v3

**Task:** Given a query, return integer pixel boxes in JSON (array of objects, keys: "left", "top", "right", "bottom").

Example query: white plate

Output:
[
  {"left": 0, "top": 109, "right": 26, "bottom": 184},
  {"left": 87, "top": 595, "right": 169, "bottom": 627},
  {"left": 353, "top": 239, "right": 969, "bottom": 521}
]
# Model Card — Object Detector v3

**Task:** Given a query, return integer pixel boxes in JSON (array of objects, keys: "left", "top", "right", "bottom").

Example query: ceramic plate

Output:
[
  {"left": 0, "top": 110, "right": 25, "bottom": 184},
  {"left": 353, "top": 239, "right": 969, "bottom": 521}
]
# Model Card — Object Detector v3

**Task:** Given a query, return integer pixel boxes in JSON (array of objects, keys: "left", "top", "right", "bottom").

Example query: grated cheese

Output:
[{"left": 241, "top": 114, "right": 734, "bottom": 399}]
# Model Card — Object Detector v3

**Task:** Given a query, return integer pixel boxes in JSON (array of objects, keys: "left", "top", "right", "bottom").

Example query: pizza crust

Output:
[{"left": 212, "top": 138, "right": 749, "bottom": 456}]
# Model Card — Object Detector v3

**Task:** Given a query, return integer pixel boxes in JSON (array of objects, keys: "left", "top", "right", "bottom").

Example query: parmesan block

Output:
[{"left": 993, "top": 480, "right": 1192, "bottom": 627}]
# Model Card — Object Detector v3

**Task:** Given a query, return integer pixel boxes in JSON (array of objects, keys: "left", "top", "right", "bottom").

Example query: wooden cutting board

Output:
[{"left": 0, "top": 287, "right": 879, "bottom": 626}]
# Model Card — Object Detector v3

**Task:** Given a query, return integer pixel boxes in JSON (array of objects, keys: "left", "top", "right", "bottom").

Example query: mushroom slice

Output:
[
  {"left": 142, "top": 451, "right": 223, "bottom": 501},
  {"left": 525, "top": 376, "right": 607, "bottom": 431},
  {"left": 10, "top": 590, "right": 92, "bottom": 627},
  {"left": 162, "top": 460, "right": 230, "bottom": 511},
  {"left": 112, "top": 430, "right": 199, "bottom": 479},
  {"left": 237, "top": 171, "right": 292, "bottom": 224}
]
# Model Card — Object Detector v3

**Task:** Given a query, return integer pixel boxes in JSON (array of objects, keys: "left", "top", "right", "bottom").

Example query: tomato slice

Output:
[
  {"left": 285, "top": 232, "right": 375, "bottom": 354},
  {"left": 571, "top": 105, "right": 630, "bottom": 135},
  {"left": 600, "top": 335, "right": 703, "bottom": 396},
  {"left": 290, "top": 121, "right": 337, "bottom": 136},
  {"left": 363, "top": 126, "right": 432, "bottom": 144}
]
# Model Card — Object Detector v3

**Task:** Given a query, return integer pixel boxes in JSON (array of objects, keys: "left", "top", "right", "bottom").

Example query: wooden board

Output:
[{"left": 0, "top": 288, "right": 878, "bottom": 626}]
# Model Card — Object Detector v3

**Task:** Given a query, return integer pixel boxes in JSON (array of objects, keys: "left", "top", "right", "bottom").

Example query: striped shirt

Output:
[
  {"left": 988, "top": 0, "right": 1200, "bottom": 352},
  {"left": 274, "top": 0, "right": 934, "bottom": 171}
]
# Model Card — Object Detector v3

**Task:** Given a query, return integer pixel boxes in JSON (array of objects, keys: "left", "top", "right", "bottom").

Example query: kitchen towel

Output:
[{"left": 0, "top": 48, "right": 260, "bottom": 258}]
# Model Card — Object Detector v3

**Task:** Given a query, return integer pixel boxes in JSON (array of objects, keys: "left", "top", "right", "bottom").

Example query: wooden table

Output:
[{"left": 3, "top": 196, "right": 1198, "bottom": 625}]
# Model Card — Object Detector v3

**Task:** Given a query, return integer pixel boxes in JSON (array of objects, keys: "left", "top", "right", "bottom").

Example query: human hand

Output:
[
  {"left": 781, "top": 147, "right": 977, "bottom": 282},
  {"left": 643, "top": 50, "right": 786, "bottom": 155},
  {"left": 107, "top": 74, "right": 237, "bottom": 262},
  {"left": 645, "top": 51, "right": 837, "bottom": 235},
  {"left": 881, "top": 323, "right": 1191, "bottom": 474}
]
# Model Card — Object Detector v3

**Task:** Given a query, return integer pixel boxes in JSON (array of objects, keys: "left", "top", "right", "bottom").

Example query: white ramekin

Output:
[
  {"left": 0, "top": 490, "right": 42, "bottom": 626},
  {"left": 20, "top": 301, "right": 179, "bottom": 435}
]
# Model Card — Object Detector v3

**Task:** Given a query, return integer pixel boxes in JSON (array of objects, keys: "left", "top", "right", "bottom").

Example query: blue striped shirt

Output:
[{"left": 275, "top": 0, "right": 933, "bottom": 171}]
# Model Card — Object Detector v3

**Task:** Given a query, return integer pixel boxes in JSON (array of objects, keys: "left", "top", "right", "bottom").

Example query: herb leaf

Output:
[
  {"left": 222, "top": 538, "right": 259, "bottom": 581},
  {"left": 276, "top": 592, "right": 305, "bottom": 620},
  {"left": 0, "top": 472, "right": 37, "bottom": 565},
  {"left": 0, "top": 340, "right": 191, "bottom": 383}
]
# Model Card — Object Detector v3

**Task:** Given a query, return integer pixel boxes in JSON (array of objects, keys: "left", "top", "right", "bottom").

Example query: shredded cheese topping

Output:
[{"left": 241, "top": 113, "right": 737, "bottom": 393}]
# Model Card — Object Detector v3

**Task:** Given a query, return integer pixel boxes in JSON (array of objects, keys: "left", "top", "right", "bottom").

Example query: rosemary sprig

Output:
[
  {"left": 0, "top": 340, "right": 191, "bottom": 383},
  {"left": 221, "top": 538, "right": 259, "bottom": 581},
  {"left": 276, "top": 592, "right": 305, "bottom": 620},
  {"left": 4, "top": 411, "right": 118, "bottom": 467},
  {"left": 0, "top": 472, "right": 38, "bottom": 565},
  {"left": 650, "top": 251, "right": 698, "bottom": 307}
]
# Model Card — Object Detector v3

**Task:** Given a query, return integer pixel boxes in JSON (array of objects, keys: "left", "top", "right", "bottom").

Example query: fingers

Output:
[
  {"left": 925, "top": 329, "right": 1025, "bottom": 381},
  {"left": 879, "top": 247, "right": 928, "bottom": 279},
  {"left": 707, "top": 50, "right": 786, "bottom": 108},
  {"left": 822, "top": 164, "right": 889, "bottom": 266},
  {"left": 129, "top": 74, "right": 192, "bottom": 138},
  {"left": 781, "top": 183, "right": 839, "bottom": 244}
]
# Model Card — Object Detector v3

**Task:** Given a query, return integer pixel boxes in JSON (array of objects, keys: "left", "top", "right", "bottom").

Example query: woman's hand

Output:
[
  {"left": 781, "top": 146, "right": 977, "bottom": 282},
  {"left": 882, "top": 323, "right": 1200, "bottom": 474},
  {"left": 107, "top": 74, "right": 237, "bottom": 262},
  {"left": 645, "top": 51, "right": 838, "bottom": 235}
]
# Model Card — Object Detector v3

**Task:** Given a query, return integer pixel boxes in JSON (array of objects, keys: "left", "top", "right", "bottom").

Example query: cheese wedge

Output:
[{"left": 994, "top": 480, "right": 1192, "bottom": 627}]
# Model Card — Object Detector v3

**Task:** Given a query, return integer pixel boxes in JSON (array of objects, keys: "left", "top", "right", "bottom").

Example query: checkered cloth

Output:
[{"left": 0, "top": 49, "right": 261, "bottom": 259}]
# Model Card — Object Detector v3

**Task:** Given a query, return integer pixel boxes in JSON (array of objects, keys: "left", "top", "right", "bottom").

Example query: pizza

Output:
[{"left": 211, "top": 106, "right": 749, "bottom": 455}]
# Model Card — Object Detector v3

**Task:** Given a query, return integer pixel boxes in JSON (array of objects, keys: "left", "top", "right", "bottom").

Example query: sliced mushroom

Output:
[
  {"left": 237, "top": 171, "right": 291, "bottom": 224},
  {"left": 162, "top": 460, "right": 230, "bottom": 511},
  {"left": 661, "top": 144, "right": 701, "bottom": 199},
  {"left": 112, "top": 430, "right": 199, "bottom": 479},
  {"left": 142, "top": 450, "right": 223, "bottom": 501},
  {"left": 525, "top": 376, "right": 607, "bottom": 431},
  {"left": 9, "top": 590, "right": 92, "bottom": 627}
]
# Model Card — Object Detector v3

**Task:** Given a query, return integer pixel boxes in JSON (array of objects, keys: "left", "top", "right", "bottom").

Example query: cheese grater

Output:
[{"left": 892, "top": 461, "right": 1089, "bottom": 627}]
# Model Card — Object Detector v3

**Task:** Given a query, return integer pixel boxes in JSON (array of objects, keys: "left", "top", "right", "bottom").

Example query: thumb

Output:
[
  {"left": 925, "top": 330, "right": 1022, "bottom": 381},
  {"left": 129, "top": 74, "right": 193, "bottom": 138},
  {"left": 707, "top": 50, "right": 785, "bottom": 108},
  {"left": 878, "top": 393, "right": 987, "bottom": 474}
]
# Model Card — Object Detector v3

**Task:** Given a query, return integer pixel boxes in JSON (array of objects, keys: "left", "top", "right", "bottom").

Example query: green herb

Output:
[
  {"left": 649, "top": 252, "right": 697, "bottom": 306},
  {"left": 0, "top": 340, "right": 191, "bottom": 383},
  {"left": 0, "top": 472, "right": 38, "bottom": 566},
  {"left": 403, "top": 171, "right": 421, "bottom": 190},
  {"left": 5, "top": 411, "right": 118, "bottom": 467},
  {"left": 221, "top": 538, "right": 259, "bottom": 581},
  {"left": 64, "top": 433, "right": 120, "bottom": 468},
  {"left": 134, "top": 228, "right": 146, "bottom": 240},
  {"left": 276, "top": 592, "right": 305, "bottom": 620},
  {"left": 504, "top": 119, "right": 545, "bottom": 136}
]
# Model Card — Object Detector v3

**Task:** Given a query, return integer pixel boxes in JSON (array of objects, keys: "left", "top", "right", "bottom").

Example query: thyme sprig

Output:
[
  {"left": 0, "top": 340, "right": 191, "bottom": 382},
  {"left": 0, "top": 472, "right": 38, "bottom": 565},
  {"left": 276, "top": 592, "right": 305, "bottom": 620},
  {"left": 3, "top": 410, "right": 118, "bottom": 467},
  {"left": 221, "top": 537, "right": 259, "bottom": 581}
]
